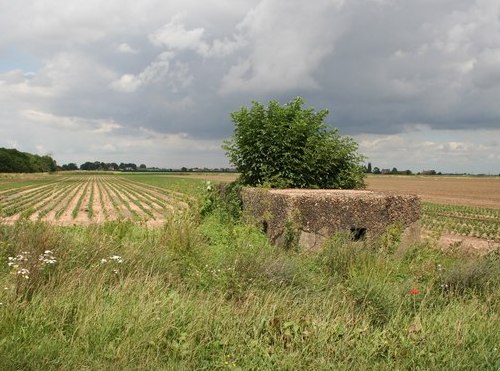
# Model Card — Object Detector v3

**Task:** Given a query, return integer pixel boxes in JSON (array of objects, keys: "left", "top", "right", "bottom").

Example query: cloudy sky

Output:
[{"left": 1, "top": 0, "right": 499, "bottom": 173}]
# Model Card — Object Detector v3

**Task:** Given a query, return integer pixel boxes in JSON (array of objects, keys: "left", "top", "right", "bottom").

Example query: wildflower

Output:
[
  {"left": 101, "top": 258, "right": 108, "bottom": 264},
  {"left": 109, "top": 255, "right": 123, "bottom": 263},
  {"left": 16, "top": 268, "right": 30, "bottom": 279},
  {"left": 7, "top": 257, "right": 18, "bottom": 268},
  {"left": 410, "top": 288, "right": 419, "bottom": 296},
  {"left": 112, "top": 269, "right": 119, "bottom": 274},
  {"left": 39, "top": 251, "right": 57, "bottom": 265}
]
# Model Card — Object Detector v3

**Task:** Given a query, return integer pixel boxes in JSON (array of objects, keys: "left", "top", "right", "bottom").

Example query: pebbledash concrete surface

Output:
[{"left": 241, "top": 188, "right": 421, "bottom": 249}]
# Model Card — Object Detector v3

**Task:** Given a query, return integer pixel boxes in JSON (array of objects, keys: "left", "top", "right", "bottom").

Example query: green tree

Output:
[
  {"left": 0, "top": 148, "right": 57, "bottom": 173},
  {"left": 223, "top": 97, "right": 366, "bottom": 189}
]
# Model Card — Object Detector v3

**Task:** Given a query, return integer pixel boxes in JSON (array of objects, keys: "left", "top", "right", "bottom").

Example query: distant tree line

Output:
[
  {"left": 58, "top": 162, "right": 146, "bottom": 171},
  {"left": 79, "top": 162, "right": 143, "bottom": 171},
  {"left": 59, "top": 162, "right": 237, "bottom": 173},
  {"left": 0, "top": 148, "right": 57, "bottom": 173},
  {"left": 364, "top": 162, "right": 441, "bottom": 175}
]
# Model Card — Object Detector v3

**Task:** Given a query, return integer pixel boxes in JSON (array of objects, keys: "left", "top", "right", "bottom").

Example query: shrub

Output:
[
  {"left": 200, "top": 181, "right": 242, "bottom": 221},
  {"left": 223, "top": 97, "right": 366, "bottom": 189}
]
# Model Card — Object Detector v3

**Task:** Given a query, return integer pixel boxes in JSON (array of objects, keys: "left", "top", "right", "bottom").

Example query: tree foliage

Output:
[
  {"left": 0, "top": 148, "right": 57, "bottom": 173},
  {"left": 61, "top": 163, "right": 78, "bottom": 171},
  {"left": 223, "top": 97, "right": 366, "bottom": 189}
]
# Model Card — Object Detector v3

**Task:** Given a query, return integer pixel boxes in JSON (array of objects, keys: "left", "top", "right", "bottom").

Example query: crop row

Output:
[
  {"left": 0, "top": 175, "right": 189, "bottom": 225},
  {"left": 422, "top": 202, "right": 500, "bottom": 241}
]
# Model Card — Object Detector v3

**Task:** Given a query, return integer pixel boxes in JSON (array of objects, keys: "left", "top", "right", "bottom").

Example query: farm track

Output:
[{"left": 0, "top": 175, "right": 191, "bottom": 226}]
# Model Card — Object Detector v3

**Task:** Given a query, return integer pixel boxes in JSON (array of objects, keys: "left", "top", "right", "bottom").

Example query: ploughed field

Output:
[
  {"left": 366, "top": 175, "right": 500, "bottom": 244},
  {"left": 366, "top": 175, "right": 500, "bottom": 208},
  {"left": 0, "top": 174, "right": 191, "bottom": 226}
]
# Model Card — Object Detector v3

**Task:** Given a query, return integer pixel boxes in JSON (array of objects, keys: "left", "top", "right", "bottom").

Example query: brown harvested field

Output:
[
  {"left": 172, "top": 172, "right": 500, "bottom": 209},
  {"left": 365, "top": 175, "right": 500, "bottom": 208}
]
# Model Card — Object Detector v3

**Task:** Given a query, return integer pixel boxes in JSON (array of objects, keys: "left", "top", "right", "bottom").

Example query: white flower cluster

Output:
[
  {"left": 7, "top": 251, "right": 30, "bottom": 269},
  {"left": 38, "top": 250, "right": 57, "bottom": 265},
  {"left": 6, "top": 250, "right": 58, "bottom": 281},
  {"left": 17, "top": 268, "right": 30, "bottom": 279},
  {"left": 101, "top": 255, "right": 124, "bottom": 264},
  {"left": 101, "top": 255, "right": 123, "bottom": 274},
  {"left": 206, "top": 181, "right": 213, "bottom": 192},
  {"left": 8, "top": 252, "right": 32, "bottom": 279},
  {"left": 205, "top": 265, "right": 235, "bottom": 277}
]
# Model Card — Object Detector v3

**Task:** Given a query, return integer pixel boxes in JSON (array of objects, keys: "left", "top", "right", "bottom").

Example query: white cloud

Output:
[
  {"left": 110, "top": 52, "right": 174, "bottom": 92},
  {"left": 110, "top": 74, "right": 142, "bottom": 93},
  {"left": 110, "top": 51, "right": 193, "bottom": 93},
  {"left": 150, "top": 14, "right": 207, "bottom": 53},
  {"left": 0, "top": 0, "right": 499, "bottom": 172},
  {"left": 117, "top": 43, "right": 139, "bottom": 54},
  {"left": 219, "top": 0, "right": 346, "bottom": 94},
  {"left": 21, "top": 109, "right": 122, "bottom": 133},
  {"left": 356, "top": 128, "right": 500, "bottom": 173},
  {"left": 149, "top": 14, "right": 246, "bottom": 58}
]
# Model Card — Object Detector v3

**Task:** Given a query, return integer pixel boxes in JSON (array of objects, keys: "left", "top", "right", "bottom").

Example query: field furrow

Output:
[{"left": 1, "top": 174, "right": 190, "bottom": 226}]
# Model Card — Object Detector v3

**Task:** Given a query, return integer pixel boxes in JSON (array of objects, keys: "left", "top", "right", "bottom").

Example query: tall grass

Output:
[{"left": 0, "top": 208, "right": 498, "bottom": 370}]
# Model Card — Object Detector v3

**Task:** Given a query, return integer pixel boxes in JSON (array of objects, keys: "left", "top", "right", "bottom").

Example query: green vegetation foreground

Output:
[{"left": 0, "top": 189, "right": 499, "bottom": 370}]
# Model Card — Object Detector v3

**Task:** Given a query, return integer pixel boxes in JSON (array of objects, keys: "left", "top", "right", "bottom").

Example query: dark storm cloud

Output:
[{"left": 0, "top": 0, "right": 499, "bottom": 172}]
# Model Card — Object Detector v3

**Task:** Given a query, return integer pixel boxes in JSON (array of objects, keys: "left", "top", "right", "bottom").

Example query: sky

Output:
[{"left": 0, "top": 0, "right": 499, "bottom": 174}]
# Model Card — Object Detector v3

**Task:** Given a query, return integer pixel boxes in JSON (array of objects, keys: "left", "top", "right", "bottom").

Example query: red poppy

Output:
[{"left": 410, "top": 288, "right": 419, "bottom": 295}]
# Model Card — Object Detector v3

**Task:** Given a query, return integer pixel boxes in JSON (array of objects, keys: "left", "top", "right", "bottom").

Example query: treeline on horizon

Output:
[
  {"left": 364, "top": 162, "right": 437, "bottom": 176},
  {"left": 0, "top": 148, "right": 493, "bottom": 176},
  {"left": 0, "top": 148, "right": 57, "bottom": 173},
  {"left": 62, "top": 161, "right": 236, "bottom": 173}
]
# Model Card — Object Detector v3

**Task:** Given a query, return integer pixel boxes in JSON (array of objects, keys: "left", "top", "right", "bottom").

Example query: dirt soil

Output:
[
  {"left": 436, "top": 233, "right": 499, "bottom": 255},
  {"left": 366, "top": 175, "right": 500, "bottom": 209}
]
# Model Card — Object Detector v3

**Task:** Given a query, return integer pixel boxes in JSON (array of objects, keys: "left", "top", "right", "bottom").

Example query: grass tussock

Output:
[{"left": 0, "top": 207, "right": 499, "bottom": 370}]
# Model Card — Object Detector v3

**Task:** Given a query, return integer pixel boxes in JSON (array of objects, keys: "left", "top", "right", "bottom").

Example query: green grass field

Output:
[{"left": 0, "top": 173, "right": 499, "bottom": 370}]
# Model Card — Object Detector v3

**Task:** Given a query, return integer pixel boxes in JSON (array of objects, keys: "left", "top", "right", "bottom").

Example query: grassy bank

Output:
[{"left": 0, "top": 208, "right": 499, "bottom": 370}]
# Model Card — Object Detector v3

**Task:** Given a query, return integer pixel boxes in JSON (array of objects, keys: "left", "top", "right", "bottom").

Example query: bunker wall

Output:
[{"left": 241, "top": 188, "right": 421, "bottom": 249}]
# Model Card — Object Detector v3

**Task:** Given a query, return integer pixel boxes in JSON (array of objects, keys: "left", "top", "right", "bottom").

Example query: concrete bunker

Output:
[{"left": 241, "top": 188, "right": 421, "bottom": 250}]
